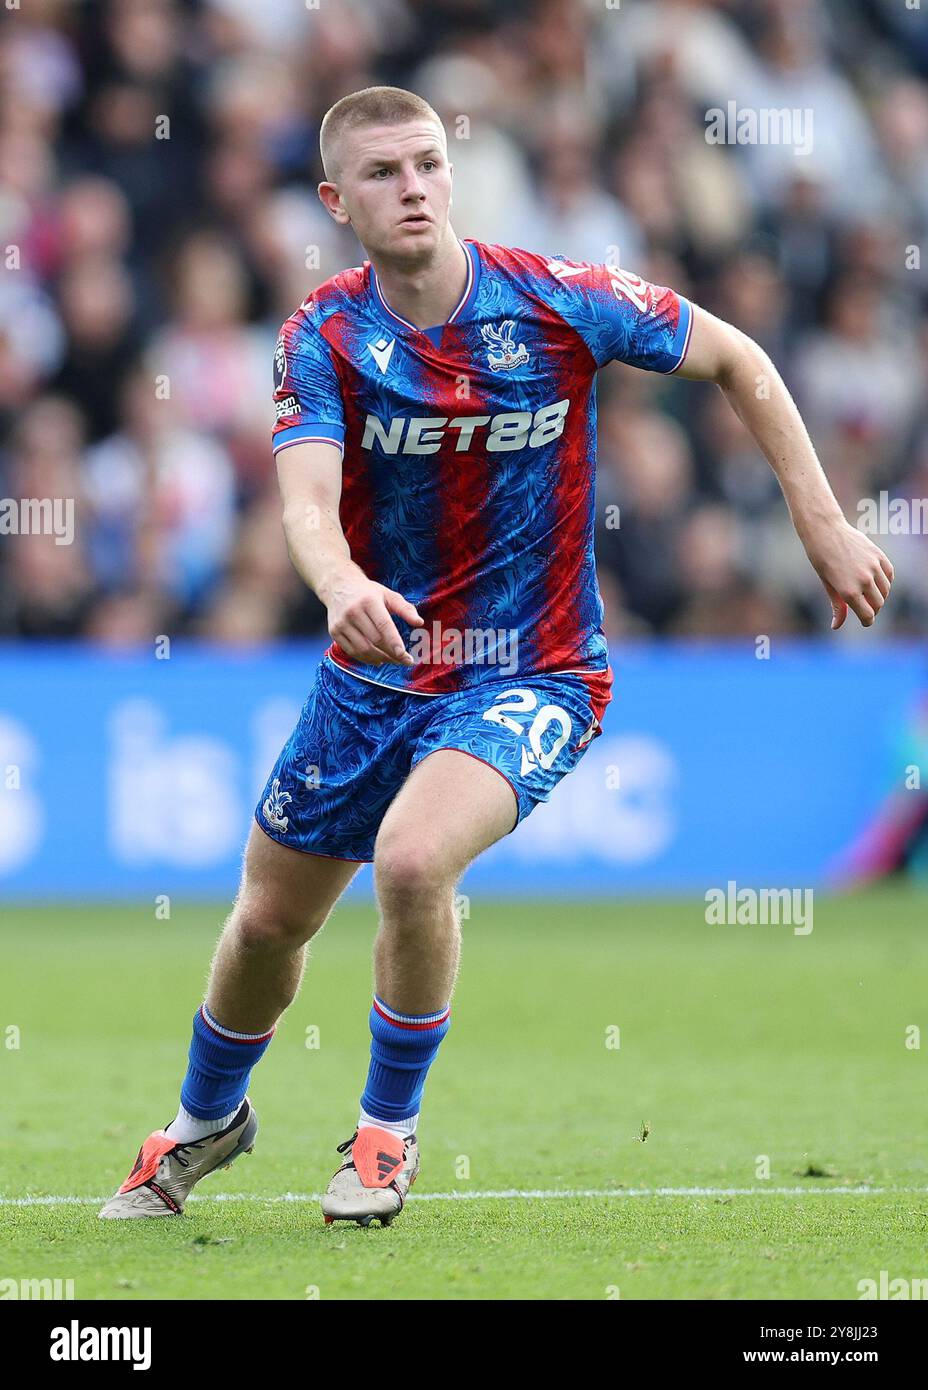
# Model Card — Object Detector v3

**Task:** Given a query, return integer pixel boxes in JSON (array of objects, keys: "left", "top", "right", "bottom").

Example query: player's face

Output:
[{"left": 321, "top": 121, "right": 453, "bottom": 264}]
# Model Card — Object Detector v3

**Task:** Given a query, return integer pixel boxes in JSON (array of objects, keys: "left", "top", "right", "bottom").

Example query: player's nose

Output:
[{"left": 399, "top": 166, "right": 427, "bottom": 201}]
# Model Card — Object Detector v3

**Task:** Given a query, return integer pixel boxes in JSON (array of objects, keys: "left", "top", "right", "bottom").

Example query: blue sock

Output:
[
  {"left": 360, "top": 996, "right": 451, "bottom": 1124},
  {"left": 179, "top": 1005, "right": 275, "bottom": 1120}
]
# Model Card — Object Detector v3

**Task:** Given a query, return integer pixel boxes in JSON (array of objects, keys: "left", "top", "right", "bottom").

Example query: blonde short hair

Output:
[{"left": 319, "top": 86, "right": 444, "bottom": 180}]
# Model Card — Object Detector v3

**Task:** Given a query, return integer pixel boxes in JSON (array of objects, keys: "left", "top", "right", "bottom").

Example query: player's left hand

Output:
[{"left": 802, "top": 518, "right": 894, "bottom": 629}]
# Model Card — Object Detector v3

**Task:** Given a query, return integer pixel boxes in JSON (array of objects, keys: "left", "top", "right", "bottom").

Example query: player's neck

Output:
[{"left": 369, "top": 231, "right": 469, "bottom": 331}]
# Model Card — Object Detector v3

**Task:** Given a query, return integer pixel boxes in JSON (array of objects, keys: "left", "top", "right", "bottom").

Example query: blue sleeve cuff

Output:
[
  {"left": 272, "top": 422, "right": 345, "bottom": 455},
  {"left": 664, "top": 297, "right": 694, "bottom": 374}
]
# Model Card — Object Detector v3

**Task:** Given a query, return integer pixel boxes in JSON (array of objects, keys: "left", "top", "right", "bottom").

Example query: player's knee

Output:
[
  {"left": 374, "top": 835, "right": 450, "bottom": 907},
  {"left": 231, "top": 892, "right": 321, "bottom": 950}
]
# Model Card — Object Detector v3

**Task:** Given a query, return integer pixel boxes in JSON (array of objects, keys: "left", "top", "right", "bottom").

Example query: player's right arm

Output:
[
  {"left": 276, "top": 442, "right": 423, "bottom": 666},
  {"left": 272, "top": 305, "right": 422, "bottom": 665}
]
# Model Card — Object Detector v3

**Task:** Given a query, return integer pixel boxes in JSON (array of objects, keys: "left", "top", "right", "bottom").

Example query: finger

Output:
[
  {"left": 334, "top": 621, "right": 394, "bottom": 666},
  {"left": 872, "top": 568, "right": 891, "bottom": 601},
  {"left": 350, "top": 607, "right": 413, "bottom": 665},
  {"left": 382, "top": 589, "right": 425, "bottom": 627},
  {"left": 365, "top": 605, "right": 415, "bottom": 664},
  {"left": 828, "top": 590, "right": 847, "bottom": 630},
  {"left": 878, "top": 552, "right": 894, "bottom": 584},
  {"left": 846, "top": 591, "right": 877, "bottom": 627},
  {"left": 862, "top": 579, "right": 885, "bottom": 614},
  {"left": 330, "top": 622, "right": 369, "bottom": 662},
  {"left": 337, "top": 603, "right": 403, "bottom": 662}
]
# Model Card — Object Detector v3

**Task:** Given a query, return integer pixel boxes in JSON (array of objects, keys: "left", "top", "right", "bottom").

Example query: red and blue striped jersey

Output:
[{"left": 272, "top": 239, "right": 692, "bottom": 694}]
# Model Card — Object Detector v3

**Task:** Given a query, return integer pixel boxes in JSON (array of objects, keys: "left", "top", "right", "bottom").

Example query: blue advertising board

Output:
[{"left": 0, "top": 642, "right": 924, "bottom": 898}]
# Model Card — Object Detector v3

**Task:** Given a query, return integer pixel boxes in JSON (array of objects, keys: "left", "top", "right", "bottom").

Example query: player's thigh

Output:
[
  {"left": 235, "top": 820, "right": 360, "bottom": 943},
  {"left": 375, "top": 667, "right": 614, "bottom": 896},
  {"left": 256, "top": 657, "right": 419, "bottom": 863},
  {"left": 373, "top": 748, "right": 518, "bottom": 894}
]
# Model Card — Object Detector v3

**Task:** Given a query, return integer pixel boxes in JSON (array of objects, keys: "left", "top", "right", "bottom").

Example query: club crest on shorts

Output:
[
  {"left": 481, "top": 319, "right": 530, "bottom": 372},
  {"left": 262, "top": 777, "right": 292, "bottom": 832}
]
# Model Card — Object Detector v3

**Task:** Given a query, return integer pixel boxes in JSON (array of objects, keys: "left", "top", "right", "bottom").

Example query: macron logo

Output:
[
  {"left": 368, "top": 336, "right": 396, "bottom": 375},
  {"left": 546, "top": 260, "right": 588, "bottom": 280}
]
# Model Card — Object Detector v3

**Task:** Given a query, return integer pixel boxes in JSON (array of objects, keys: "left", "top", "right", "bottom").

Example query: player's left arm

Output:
[{"left": 676, "top": 305, "right": 893, "bottom": 629}]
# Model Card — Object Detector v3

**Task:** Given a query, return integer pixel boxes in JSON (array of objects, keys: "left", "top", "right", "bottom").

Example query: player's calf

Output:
[{"left": 321, "top": 994, "right": 449, "bottom": 1228}]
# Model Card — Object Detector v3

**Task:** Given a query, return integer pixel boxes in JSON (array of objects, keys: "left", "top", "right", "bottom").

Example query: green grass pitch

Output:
[{"left": 1, "top": 888, "right": 926, "bottom": 1300}]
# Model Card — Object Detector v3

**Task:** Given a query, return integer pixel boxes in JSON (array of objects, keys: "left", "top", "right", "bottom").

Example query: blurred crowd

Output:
[{"left": 0, "top": 0, "right": 926, "bottom": 646}]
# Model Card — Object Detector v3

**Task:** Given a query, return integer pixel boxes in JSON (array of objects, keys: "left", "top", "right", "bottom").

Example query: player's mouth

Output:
[{"left": 398, "top": 213, "right": 433, "bottom": 229}]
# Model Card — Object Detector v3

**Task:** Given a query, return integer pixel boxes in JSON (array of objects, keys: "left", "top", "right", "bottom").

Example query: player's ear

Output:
[{"left": 318, "top": 182, "right": 351, "bottom": 226}]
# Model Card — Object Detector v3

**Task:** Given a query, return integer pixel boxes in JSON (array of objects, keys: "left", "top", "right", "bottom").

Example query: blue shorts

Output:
[{"left": 255, "top": 655, "right": 613, "bottom": 862}]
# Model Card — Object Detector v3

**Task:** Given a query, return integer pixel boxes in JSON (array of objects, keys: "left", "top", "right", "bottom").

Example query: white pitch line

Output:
[{"left": 3, "top": 1186, "right": 928, "bottom": 1207}]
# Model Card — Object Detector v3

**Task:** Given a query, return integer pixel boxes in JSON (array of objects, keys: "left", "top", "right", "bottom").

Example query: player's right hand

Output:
[{"left": 325, "top": 570, "right": 425, "bottom": 665}]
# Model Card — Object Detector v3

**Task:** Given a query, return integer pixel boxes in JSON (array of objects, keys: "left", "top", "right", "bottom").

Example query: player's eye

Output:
[
  {"left": 420, "top": 160, "right": 437, "bottom": 172},
  {"left": 372, "top": 168, "right": 391, "bottom": 179}
]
